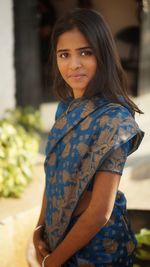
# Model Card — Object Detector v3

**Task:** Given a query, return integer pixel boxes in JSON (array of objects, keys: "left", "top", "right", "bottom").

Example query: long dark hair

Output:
[{"left": 50, "top": 8, "right": 143, "bottom": 114}]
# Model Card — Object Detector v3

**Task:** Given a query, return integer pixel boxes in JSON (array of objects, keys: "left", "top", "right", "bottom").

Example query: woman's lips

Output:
[{"left": 68, "top": 74, "right": 86, "bottom": 80}]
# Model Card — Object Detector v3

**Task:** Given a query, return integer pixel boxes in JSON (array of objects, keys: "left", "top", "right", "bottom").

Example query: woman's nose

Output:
[{"left": 69, "top": 56, "right": 82, "bottom": 70}]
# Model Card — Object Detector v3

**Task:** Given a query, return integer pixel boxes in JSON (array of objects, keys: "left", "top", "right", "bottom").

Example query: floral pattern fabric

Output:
[
  {"left": 44, "top": 96, "right": 144, "bottom": 266},
  {"left": 86, "top": 139, "right": 132, "bottom": 191}
]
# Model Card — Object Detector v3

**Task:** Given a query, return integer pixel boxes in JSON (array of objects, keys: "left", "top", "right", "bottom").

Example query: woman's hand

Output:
[
  {"left": 39, "top": 245, "right": 61, "bottom": 267},
  {"left": 33, "top": 227, "right": 50, "bottom": 265}
]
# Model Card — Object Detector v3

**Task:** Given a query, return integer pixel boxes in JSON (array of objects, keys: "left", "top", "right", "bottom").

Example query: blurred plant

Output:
[
  {"left": 3, "top": 106, "right": 44, "bottom": 133},
  {"left": 135, "top": 228, "right": 150, "bottom": 261},
  {"left": 0, "top": 106, "right": 43, "bottom": 198}
]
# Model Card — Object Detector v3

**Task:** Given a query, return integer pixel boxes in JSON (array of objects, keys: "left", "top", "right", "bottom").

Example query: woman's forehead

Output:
[{"left": 56, "top": 28, "right": 90, "bottom": 50}]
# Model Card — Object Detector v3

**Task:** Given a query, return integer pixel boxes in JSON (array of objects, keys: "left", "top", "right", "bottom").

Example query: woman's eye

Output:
[
  {"left": 59, "top": 53, "right": 69, "bottom": 59},
  {"left": 81, "top": 50, "right": 93, "bottom": 56}
]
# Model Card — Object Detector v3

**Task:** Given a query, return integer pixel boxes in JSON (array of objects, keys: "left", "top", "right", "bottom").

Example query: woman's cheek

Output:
[{"left": 57, "top": 62, "right": 67, "bottom": 77}]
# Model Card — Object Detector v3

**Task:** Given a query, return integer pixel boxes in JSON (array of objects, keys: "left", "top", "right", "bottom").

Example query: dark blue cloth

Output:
[
  {"left": 44, "top": 95, "right": 144, "bottom": 266},
  {"left": 54, "top": 97, "right": 133, "bottom": 192},
  {"left": 86, "top": 139, "right": 132, "bottom": 191},
  {"left": 63, "top": 206, "right": 137, "bottom": 266}
]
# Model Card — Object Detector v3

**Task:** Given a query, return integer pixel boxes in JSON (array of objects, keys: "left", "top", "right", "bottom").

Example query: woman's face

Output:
[{"left": 56, "top": 28, "right": 97, "bottom": 98}]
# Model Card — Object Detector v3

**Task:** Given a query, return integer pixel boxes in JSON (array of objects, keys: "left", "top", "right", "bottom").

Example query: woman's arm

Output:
[
  {"left": 33, "top": 187, "right": 48, "bottom": 265},
  {"left": 35, "top": 187, "right": 47, "bottom": 226},
  {"left": 40, "top": 171, "right": 121, "bottom": 267}
]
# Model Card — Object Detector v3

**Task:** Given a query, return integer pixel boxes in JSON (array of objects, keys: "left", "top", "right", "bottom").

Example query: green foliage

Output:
[
  {"left": 135, "top": 229, "right": 150, "bottom": 261},
  {"left": 0, "top": 106, "right": 43, "bottom": 198},
  {"left": 3, "top": 106, "right": 44, "bottom": 133}
]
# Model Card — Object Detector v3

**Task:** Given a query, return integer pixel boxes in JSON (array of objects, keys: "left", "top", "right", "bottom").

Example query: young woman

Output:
[{"left": 33, "top": 8, "right": 144, "bottom": 267}]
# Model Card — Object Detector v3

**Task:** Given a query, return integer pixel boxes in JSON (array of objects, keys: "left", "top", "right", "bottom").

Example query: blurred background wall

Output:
[{"left": 0, "top": 0, "right": 15, "bottom": 117}]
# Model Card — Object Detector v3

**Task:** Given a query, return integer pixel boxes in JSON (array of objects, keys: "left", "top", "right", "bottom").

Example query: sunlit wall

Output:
[{"left": 0, "top": 0, "right": 15, "bottom": 118}]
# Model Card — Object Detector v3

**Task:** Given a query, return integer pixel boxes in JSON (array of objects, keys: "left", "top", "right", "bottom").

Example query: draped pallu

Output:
[{"left": 44, "top": 96, "right": 144, "bottom": 252}]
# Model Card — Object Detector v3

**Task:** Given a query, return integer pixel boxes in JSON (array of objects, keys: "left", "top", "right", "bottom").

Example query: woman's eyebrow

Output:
[
  {"left": 57, "top": 49, "right": 68, "bottom": 53},
  {"left": 57, "top": 46, "right": 92, "bottom": 53},
  {"left": 76, "top": 46, "right": 92, "bottom": 51}
]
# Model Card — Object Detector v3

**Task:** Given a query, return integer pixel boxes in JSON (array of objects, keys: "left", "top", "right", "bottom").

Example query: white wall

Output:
[{"left": 0, "top": 0, "right": 15, "bottom": 118}]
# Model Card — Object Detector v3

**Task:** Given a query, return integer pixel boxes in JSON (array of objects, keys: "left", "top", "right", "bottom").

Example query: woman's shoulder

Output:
[
  {"left": 55, "top": 96, "right": 73, "bottom": 120},
  {"left": 94, "top": 95, "right": 135, "bottom": 121},
  {"left": 105, "top": 102, "right": 134, "bottom": 119}
]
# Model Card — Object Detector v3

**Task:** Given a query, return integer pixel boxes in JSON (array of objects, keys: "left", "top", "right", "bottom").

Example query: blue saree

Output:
[{"left": 44, "top": 95, "right": 144, "bottom": 266}]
